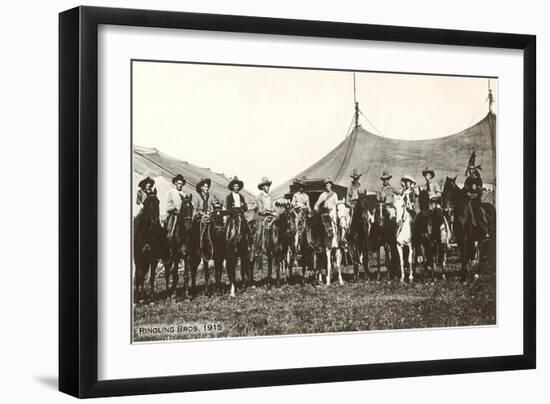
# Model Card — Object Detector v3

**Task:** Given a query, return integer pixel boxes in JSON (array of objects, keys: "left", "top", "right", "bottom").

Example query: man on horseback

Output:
[
  {"left": 420, "top": 167, "right": 449, "bottom": 245},
  {"left": 377, "top": 170, "right": 396, "bottom": 218},
  {"left": 400, "top": 175, "right": 418, "bottom": 220},
  {"left": 463, "top": 151, "right": 490, "bottom": 239},
  {"left": 225, "top": 176, "right": 248, "bottom": 213},
  {"left": 314, "top": 178, "right": 339, "bottom": 214},
  {"left": 346, "top": 169, "right": 367, "bottom": 212},
  {"left": 255, "top": 176, "right": 277, "bottom": 255},
  {"left": 166, "top": 174, "right": 187, "bottom": 238},
  {"left": 192, "top": 178, "right": 219, "bottom": 218},
  {"left": 291, "top": 178, "right": 311, "bottom": 215},
  {"left": 136, "top": 176, "right": 156, "bottom": 216}
]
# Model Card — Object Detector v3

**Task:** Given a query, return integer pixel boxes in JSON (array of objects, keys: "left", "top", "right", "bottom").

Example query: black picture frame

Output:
[{"left": 59, "top": 6, "right": 536, "bottom": 398}]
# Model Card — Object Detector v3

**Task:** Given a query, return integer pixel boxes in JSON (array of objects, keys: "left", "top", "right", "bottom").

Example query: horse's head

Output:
[
  {"left": 392, "top": 195, "right": 406, "bottom": 223},
  {"left": 179, "top": 195, "right": 194, "bottom": 230},
  {"left": 141, "top": 194, "right": 160, "bottom": 224},
  {"left": 442, "top": 176, "right": 461, "bottom": 214},
  {"left": 418, "top": 189, "right": 430, "bottom": 212},
  {"left": 336, "top": 203, "right": 351, "bottom": 230}
]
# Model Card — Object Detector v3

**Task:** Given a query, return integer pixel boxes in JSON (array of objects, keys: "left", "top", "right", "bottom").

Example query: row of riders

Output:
[{"left": 134, "top": 151, "right": 495, "bottom": 302}]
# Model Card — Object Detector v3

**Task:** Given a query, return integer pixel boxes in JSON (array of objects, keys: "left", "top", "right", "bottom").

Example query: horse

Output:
[
  {"left": 442, "top": 176, "right": 496, "bottom": 280},
  {"left": 348, "top": 195, "right": 371, "bottom": 282},
  {"left": 392, "top": 194, "right": 414, "bottom": 282},
  {"left": 335, "top": 202, "right": 352, "bottom": 280},
  {"left": 276, "top": 206, "right": 301, "bottom": 283},
  {"left": 252, "top": 212, "right": 283, "bottom": 288},
  {"left": 190, "top": 210, "right": 217, "bottom": 296},
  {"left": 413, "top": 190, "right": 448, "bottom": 281},
  {"left": 225, "top": 208, "right": 252, "bottom": 297},
  {"left": 165, "top": 196, "right": 194, "bottom": 299},
  {"left": 210, "top": 207, "right": 228, "bottom": 295},
  {"left": 306, "top": 204, "right": 344, "bottom": 286},
  {"left": 369, "top": 202, "right": 395, "bottom": 281},
  {"left": 133, "top": 192, "right": 168, "bottom": 303}
]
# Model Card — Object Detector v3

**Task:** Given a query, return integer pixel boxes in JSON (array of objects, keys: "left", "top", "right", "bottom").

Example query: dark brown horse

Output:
[
  {"left": 442, "top": 177, "right": 496, "bottom": 280},
  {"left": 303, "top": 208, "right": 341, "bottom": 285},
  {"left": 413, "top": 190, "right": 447, "bottom": 281},
  {"left": 165, "top": 196, "right": 194, "bottom": 299},
  {"left": 189, "top": 212, "right": 215, "bottom": 296},
  {"left": 276, "top": 207, "right": 301, "bottom": 283},
  {"left": 348, "top": 195, "right": 371, "bottom": 282},
  {"left": 368, "top": 202, "right": 396, "bottom": 281},
  {"left": 225, "top": 209, "right": 252, "bottom": 296},
  {"left": 251, "top": 213, "right": 284, "bottom": 288},
  {"left": 133, "top": 192, "right": 168, "bottom": 303},
  {"left": 210, "top": 208, "right": 228, "bottom": 295}
]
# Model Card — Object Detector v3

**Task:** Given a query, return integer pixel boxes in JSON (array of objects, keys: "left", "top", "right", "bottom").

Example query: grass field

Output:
[{"left": 133, "top": 251, "right": 496, "bottom": 342}]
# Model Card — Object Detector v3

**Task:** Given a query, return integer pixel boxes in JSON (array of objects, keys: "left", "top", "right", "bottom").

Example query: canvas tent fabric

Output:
[
  {"left": 272, "top": 113, "right": 496, "bottom": 200},
  {"left": 133, "top": 146, "right": 256, "bottom": 219}
]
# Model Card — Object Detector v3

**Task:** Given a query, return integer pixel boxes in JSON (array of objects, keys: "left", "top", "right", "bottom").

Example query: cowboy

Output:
[
  {"left": 255, "top": 177, "right": 277, "bottom": 255},
  {"left": 314, "top": 179, "right": 339, "bottom": 214},
  {"left": 420, "top": 167, "right": 450, "bottom": 244},
  {"left": 463, "top": 151, "right": 489, "bottom": 238},
  {"left": 377, "top": 170, "right": 396, "bottom": 217},
  {"left": 256, "top": 177, "right": 276, "bottom": 216},
  {"left": 291, "top": 178, "right": 311, "bottom": 215},
  {"left": 136, "top": 176, "right": 155, "bottom": 214},
  {"left": 400, "top": 174, "right": 418, "bottom": 219},
  {"left": 166, "top": 174, "right": 187, "bottom": 236},
  {"left": 420, "top": 167, "right": 442, "bottom": 207},
  {"left": 225, "top": 176, "right": 248, "bottom": 213},
  {"left": 346, "top": 169, "right": 367, "bottom": 211},
  {"left": 193, "top": 178, "right": 219, "bottom": 219}
]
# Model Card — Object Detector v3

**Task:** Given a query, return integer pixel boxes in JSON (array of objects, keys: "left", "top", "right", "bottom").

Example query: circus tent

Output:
[{"left": 272, "top": 80, "right": 497, "bottom": 201}]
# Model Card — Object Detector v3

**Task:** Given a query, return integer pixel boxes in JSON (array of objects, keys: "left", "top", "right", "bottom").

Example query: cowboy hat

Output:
[
  {"left": 138, "top": 176, "right": 155, "bottom": 189},
  {"left": 422, "top": 167, "right": 435, "bottom": 178},
  {"left": 172, "top": 174, "right": 186, "bottom": 185},
  {"left": 350, "top": 169, "right": 362, "bottom": 179},
  {"left": 380, "top": 170, "right": 392, "bottom": 181},
  {"left": 195, "top": 178, "right": 211, "bottom": 193},
  {"left": 401, "top": 175, "right": 416, "bottom": 184},
  {"left": 257, "top": 176, "right": 272, "bottom": 190},
  {"left": 228, "top": 176, "right": 244, "bottom": 191}
]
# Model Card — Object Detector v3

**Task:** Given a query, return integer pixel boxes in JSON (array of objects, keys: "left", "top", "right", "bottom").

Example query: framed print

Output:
[{"left": 59, "top": 6, "right": 536, "bottom": 398}]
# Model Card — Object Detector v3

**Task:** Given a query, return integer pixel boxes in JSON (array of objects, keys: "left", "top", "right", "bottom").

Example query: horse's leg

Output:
[
  {"left": 134, "top": 260, "right": 145, "bottom": 302},
  {"left": 203, "top": 258, "right": 211, "bottom": 296},
  {"left": 384, "top": 244, "right": 392, "bottom": 281},
  {"left": 440, "top": 247, "right": 447, "bottom": 280},
  {"left": 149, "top": 260, "right": 157, "bottom": 302},
  {"left": 363, "top": 245, "right": 369, "bottom": 281},
  {"left": 227, "top": 255, "right": 236, "bottom": 297},
  {"left": 275, "top": 255, "right": 281, "bottom": 288},
  {"left": 326, "top": 248, "right": 332, "bottom": 286},
  {"left": 182, "top": 257, "right": 189, "bottom": 299},
  {"left": 408, "top": 245, "right": 414, "bottom": 282},
  {"left": 239, "top": 249, "right": 247, "bottom": 291},
  {"left": 213, "top": 257, "right": 221, "bottom": 294},
  {"left": 336, "top": 248, "right": 344, "bottom": 286},
  {"left": 266, "top": 255, "right": 273, "bottom": 289},
  {"left": 473, "top": 241, "right": 481, "bottom": 280},
  {"left": 397, "top": 245, "right": 405, "bottom": 283},
  {"left": 376, "top": 246, "right": 381, "bottom": 282}
]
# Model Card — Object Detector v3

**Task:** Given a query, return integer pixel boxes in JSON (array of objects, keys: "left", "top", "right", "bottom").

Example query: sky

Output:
[{"left": 132, "top": 61, "right": 497, "bottom": 190}]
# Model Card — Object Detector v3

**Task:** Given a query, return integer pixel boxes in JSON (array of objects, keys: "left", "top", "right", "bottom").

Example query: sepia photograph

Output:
[{"left": 131, "top": 60, "right": 497, "bottom": 342}]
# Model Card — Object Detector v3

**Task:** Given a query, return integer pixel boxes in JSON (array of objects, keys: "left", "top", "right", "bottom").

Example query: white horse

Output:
[
  {"left": 392, "top": 195, "right": 414, "bottom": 282},
  {"left": 322, "top": 201, "right": 351, "bottom": 286}
]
